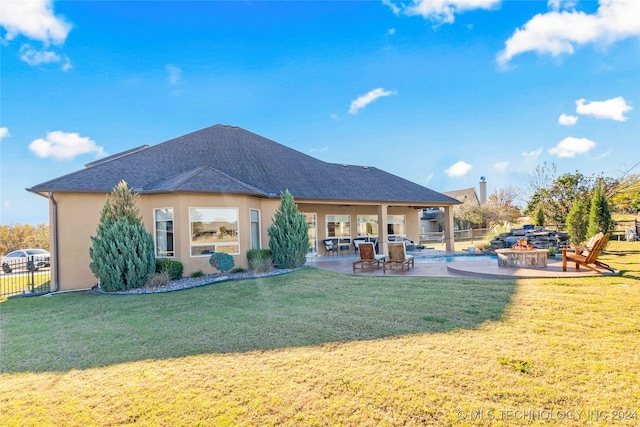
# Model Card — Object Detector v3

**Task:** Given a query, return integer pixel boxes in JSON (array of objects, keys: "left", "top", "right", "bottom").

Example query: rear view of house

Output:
[{"left": 29, "top": 124, "right": 460, "bottom": 291}]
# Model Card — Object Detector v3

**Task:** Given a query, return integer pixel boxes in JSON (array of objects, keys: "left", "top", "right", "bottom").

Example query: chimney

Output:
[{"left": 479, "top": 177, "right": 487, "bottom": 205}]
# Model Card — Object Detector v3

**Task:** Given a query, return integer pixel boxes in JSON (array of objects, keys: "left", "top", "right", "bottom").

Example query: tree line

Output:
[{"left": 0, "top": 224, "right": 50, "bottom": 255}]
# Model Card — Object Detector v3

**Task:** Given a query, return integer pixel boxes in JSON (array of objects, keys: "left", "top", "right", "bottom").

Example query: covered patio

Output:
[{"left": 305, "top": 250, "right": 620, "bottom": 279}]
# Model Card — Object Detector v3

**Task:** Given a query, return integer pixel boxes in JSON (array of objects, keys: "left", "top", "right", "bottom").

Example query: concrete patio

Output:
[{"left": 305, "top": 249, "right": 619, "bottom": 279}]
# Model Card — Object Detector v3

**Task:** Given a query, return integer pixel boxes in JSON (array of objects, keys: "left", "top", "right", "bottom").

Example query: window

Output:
[
  {"left": 154, "top": 208, "right": 175, "bottom": 257},
  {"left": 303, "top": 212, "right": 317, "bottom": 253},
  {"left": 356, "top": 215, "right": 378, "bottom": 237},
  {"left": 387, "top": 215, "right": 406, "bottom": 237},
  {"left": 190, "top": 207, "right": 239, "bottom": 256},
  {"left": 250, "top": 209, "right": 261, "bottom": 250},
  {"left": 326, "top": 214, "right": 351, "bottom": 237}
]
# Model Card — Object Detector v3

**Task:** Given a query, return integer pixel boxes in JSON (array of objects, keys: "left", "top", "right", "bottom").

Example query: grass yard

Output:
[{"left": 1, "top": 241, "right": 639, "bottom": 426}]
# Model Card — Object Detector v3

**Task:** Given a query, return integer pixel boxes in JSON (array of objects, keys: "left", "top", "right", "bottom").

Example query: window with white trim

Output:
[
  {"left": 356, "top": 215, "right": 378, "bottom": 237},
  {"left": 189, "top": 207, "right": 239, "bottom": 256},
  {"left": 154, "top": 208, "right": 175, "bottom": 257},
  {"left": 326, "top": 214, "right": 351, "bottom": 237},
  {"left": 250, "top": 209, "right": 261, "bottom": 250}
]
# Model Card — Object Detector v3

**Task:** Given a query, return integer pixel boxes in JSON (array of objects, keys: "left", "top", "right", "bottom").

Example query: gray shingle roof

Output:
[{"left": 29, "top": 124, "right": 459, "bottom": 205}]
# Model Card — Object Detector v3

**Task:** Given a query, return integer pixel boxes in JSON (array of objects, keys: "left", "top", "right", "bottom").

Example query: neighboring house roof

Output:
[
  {"left": 29, "top": 124, "right": 460, "bottom": 206},
  {"left": 443, "top": 188, "right": 480, "bottom": 205}
]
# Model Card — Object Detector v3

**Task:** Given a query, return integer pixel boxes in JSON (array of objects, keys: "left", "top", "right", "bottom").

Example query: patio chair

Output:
[
  {"left": 323, "top": 239, "right": 337, "bottom": 256},
  {"left": 352, "top": 242, "right": 385, "bottom": 273},
  {"left": 562, "top": 232, "right": 614, "bottom": 274},
  {"left": 383, "top": 242, "right": 415, "bottom": 274}
]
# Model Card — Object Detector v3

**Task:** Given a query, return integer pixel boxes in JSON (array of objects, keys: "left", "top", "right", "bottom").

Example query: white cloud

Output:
[
  {"left": 1, "top": 1, "right": 72, "bottom": 69},
  {"left": 445, "top": 160, "right": 473, "bottom": 177},
  {"left": 558, "top": 113, "right": 579, "bottom": 125},
  {"left": 0, "top": 127, "right": 9, "bottom": 141},
  {"left": 548, "top": 136, "right": 596, "bottom": 158},
  {"left": 29, "top": 131, "right": 105, "bottom": 160},
  {"left": 388, "top": 28, "right": 396, "bottom": 36},
  {"left": 522, "top": 148, "right": 542, "bottom": 158},
  {"left": 547, "top": 0, "right": 578, "bottom": 11},
  {"left": 424, "top": 173, "right": 434, "bottom": 184},
  {"left": 497, "top": 0, "right": 640, "bottom": 67},
  {"left": 0, "top": 0, "right": 71, "bottom": 45},
  {"left": 388, "top": 0, "right": 500, "bottom": 24},
  {"left": 348, "top": 88, "right": 396, "bottom": 115},
  {"left": 575, "top": 96, "right": 632, "bottom": 121},
  {"left": 493, "top": 161, "right": 509, "bottom": 172},
  {"left": 595, "top": 149, "right": 612, "bottom": 160}
]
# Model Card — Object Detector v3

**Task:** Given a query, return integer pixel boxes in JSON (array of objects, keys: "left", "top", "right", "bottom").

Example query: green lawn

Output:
[{"left": 1, "top": 241, "right": 638, "bottom": 426}]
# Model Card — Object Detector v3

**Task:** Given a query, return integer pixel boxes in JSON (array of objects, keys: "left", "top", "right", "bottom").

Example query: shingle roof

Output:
[
  {"left": 443, "top": 188, "right": 479, "bottom": 205},
  {"left": 29, "top": 124, "right": 459, "bottom": 206}
]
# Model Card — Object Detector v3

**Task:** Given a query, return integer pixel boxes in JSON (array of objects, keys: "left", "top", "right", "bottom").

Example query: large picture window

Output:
[
  {"left": 190, "top": 207, "right": 239, "bottom": 256},
  {"left": 154, "top": 208, "right": 174, "bottom": 257},
  {"left": 326, "top": 214, "right": 351, "bottom": 238},
  {"left": 356, "top": 215, "right": 378, "bottom": 237}
]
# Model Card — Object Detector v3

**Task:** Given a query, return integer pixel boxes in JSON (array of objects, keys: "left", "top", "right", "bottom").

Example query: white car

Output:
[{"left": 1, "top": 249, "right": 50, "bottom": 274}]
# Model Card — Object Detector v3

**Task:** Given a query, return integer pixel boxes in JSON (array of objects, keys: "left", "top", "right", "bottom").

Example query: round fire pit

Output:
[{"left": 495, "top": 248, "right": 548, "bottom": 268}]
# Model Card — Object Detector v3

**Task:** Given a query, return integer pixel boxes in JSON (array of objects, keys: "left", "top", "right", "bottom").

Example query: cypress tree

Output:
[
  {"left": 587, "top": 184, "right": 613, "bottom": 237},
  {"left": 534, "top": 204, "right": 545, "bottom": 227},
  {"left": 565, "top": 198, "right": 588, "bottom": 245},
  {"left": 90, "top": 181, "right": 155, "bottom": 292},
  {"left": 267, "top": 190, "right": 309, "bottom": 269}
]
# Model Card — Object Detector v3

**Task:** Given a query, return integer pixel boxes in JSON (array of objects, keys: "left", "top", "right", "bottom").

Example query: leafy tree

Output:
[
  {"left": 565, "top": 199, "right": 589, "bottom": 245},
  {"left": 525, "top": 165, "right": 595, "bottom": 226},
  {"left": 0, "top": 223, "right": 49, "bottom": 255},
  {"left": 455, "top": 199, "right": 486, "bottom": 228},
  {"left": 267, "top": 190, "right": 309, "bottom": 269},
  {"left": 588, "top": 184, "right": 613, "bottom": 237},
  {"left": 485, "top": 187, "right": 522, "bottom": 225},
  {"left": 89, "top": 181, "right": 155, "bottom": 292}
]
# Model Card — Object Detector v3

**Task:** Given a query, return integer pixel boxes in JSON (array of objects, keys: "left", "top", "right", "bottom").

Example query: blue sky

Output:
[{"left": 1, "top": 0, "right": 638, "bottom": 225}]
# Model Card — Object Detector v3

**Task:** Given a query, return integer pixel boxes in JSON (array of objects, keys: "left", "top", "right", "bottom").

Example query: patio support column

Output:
[
  {"left": 377, "top": 204, "right": 388, "bottom": 255},
  {"left": 443, "top": 205, "right": 455, "bottom": 251}
]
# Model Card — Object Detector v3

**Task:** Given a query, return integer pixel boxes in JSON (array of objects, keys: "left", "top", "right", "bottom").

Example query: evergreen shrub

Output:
[
  {"left": 89, "top": 181, "right": 156, "bottom": 292},
  {"left": 155, "top": 258, "right": 184, "bottom": 280},
  {"left": 209, "top": 252, "right": 235, "bottom": 272},
  {"left": 267, "top": 190, "right": 309, "bottom": 269}
]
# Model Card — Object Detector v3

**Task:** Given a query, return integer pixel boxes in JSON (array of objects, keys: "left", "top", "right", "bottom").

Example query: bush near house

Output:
[
  {"left": 209, "top": 252, "right": 235, "bottom": 273},
  {"left": 247, "top": 249, "right": 273, "bottom": 273},
  {"left": 155, "top": 259, "right": 184, "bottom": 280}
]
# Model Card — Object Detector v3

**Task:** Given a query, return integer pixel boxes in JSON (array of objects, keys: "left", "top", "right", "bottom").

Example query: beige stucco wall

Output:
[{"left": 47, "top": 191, "right": 427, "bottom": 291}]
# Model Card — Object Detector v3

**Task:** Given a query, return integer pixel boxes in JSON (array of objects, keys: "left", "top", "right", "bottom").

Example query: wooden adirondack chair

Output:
[
  {"left": 352, "top": 242, "right": 384, "bottom": 273},
  {"left": 383, "top": 242, "right": 415, "bottom": 274},
  {"left": 562, "top": 232, "right": 614, "bottom": 274}
]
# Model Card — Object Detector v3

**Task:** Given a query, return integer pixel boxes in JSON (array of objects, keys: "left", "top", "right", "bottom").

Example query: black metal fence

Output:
[{"left": 0, "top": 257, "right": 51, "bottom": 298}]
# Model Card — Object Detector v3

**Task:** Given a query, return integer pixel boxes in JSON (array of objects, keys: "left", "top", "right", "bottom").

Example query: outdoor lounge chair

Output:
[
  {"left": 383, "top": 242, "right": 415, "bottom": 274},
  {"left": 352, "top": 242, "right": 385, "bottom": 273},
  {"left": 562, "top": 232, "right": 615, "bottom": 274}
]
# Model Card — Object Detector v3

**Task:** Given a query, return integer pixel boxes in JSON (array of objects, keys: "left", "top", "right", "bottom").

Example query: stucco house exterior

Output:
[{"left": 29, "top": 124, "right": 460, "bottom": 291}]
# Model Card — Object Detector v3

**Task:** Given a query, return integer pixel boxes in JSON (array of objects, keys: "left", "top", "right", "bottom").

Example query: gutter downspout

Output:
[
  {"left": 31, "top": 191, "right": 60, "bottom": 292},
  {"left": 48, "top": 192, "right": 60, "bottom": 292}
]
